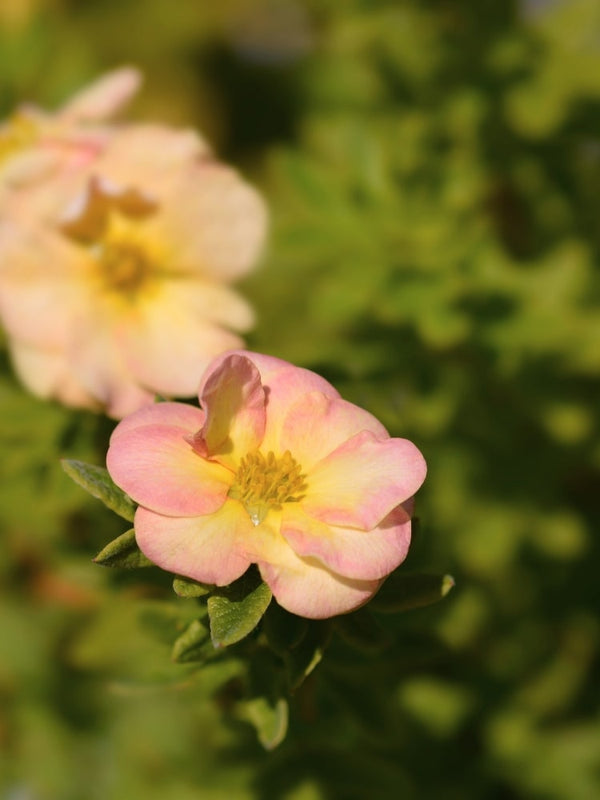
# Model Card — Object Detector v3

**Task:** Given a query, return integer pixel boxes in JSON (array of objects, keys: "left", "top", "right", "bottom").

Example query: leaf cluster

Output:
[{"left": 61, "top": 458, "right": 453, "bottom": 749}]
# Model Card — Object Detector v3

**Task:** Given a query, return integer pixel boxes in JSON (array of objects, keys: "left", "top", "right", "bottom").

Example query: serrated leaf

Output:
[
  {"left": 285, "top": 620, "right": 331, "bottom": 691},
  {"left": 93, "top": 529, "right": 154, "bottom": 569},
  {"left": 236, "top": 695, "right": 289, "bottom": 750},
  {"left": 370, "top": 572, "right": 455, "bottom": 614},
  {"left": 208, "top": 566, "right": 272, "bottom": 648},
  {"left": 263, "top": 601, "right": 308, "bottom": 655},
  {"left": 171, "top": 618, "right": 214, "bottom": 663},
  {"left": 61, "top": 459, "right": 136, "bottom": 522}
]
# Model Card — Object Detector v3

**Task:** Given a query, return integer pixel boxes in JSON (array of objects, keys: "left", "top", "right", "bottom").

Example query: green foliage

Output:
[
  {"left": 2, "top": 0, "right": 600, "bottom": 797},
  {"left": 207, "top": 566, "right": 273, "bottom": 648},
  {"left": 171, "top": 617, "right": 214, "bottom": 664},
  {"left": 93, "top": 528, "right": 155, "bottom": 568},
  {"left": 369, "top": 572, "right": 455, "bottom": 614},
  {"left": 61, "top": 459, "right": 136, "bottom": 522},
  {"left": 172, "top": 575, "right": 213, "bottom": 598},
  {"left": 235, "top": 695, "right": 289, "bottom": 751}
]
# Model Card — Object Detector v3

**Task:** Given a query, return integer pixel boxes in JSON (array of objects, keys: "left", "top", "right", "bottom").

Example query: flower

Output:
[
  {"left": 0, "top": 66, "right": 141, "bottom": 194},
  {"left": 106, "top": 351, "right": 427, "bottom": 619},
  {"left": 0, "top": 76, "right": 267, "bottom": 418}
]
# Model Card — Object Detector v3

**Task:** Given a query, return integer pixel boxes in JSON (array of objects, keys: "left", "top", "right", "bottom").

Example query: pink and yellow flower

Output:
[
  {"left": 106, "top": 351, "right": 427, "bottom": 619},
  {"left": 0, "top": 73, "right": 267, "bottom": 417},
  {"left": 0, "top": 67, "right": 141, "bottom": 194}
]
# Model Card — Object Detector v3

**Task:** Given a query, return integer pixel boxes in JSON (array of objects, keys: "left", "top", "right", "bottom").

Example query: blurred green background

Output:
[{"left": 1, "top": 0, "right": 599, "bottom": 798}]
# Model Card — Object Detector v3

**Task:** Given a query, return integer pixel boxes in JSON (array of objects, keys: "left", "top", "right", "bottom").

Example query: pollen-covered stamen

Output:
[{"left": 228, "top": 450, "right": 307, "bottom": 526}]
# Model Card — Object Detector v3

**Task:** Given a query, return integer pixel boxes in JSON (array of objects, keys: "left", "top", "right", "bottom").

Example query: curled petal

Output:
[
  {"left": 199, "top": 351, "right": 342, "bottom": 454},
  {"left": 134, "top": 500, "right": 254, "bottom": 586},
  {"left": 199, "top": 350, "right": 298, "bottom": 387},
  {"left": 107, "top": 422, "right": 232, "bottom": 515},
  {"left": 59, "top": 175, "right": 157, "bottom": 242},
  {"left": 281, "top": 503, "right": 412, "bottom": 581},
  {"left": 303, "top": 431, "right": 427, "bottom": 530},
  {"left": 194, "top": 354, "right": 266, "bottom": 468}
]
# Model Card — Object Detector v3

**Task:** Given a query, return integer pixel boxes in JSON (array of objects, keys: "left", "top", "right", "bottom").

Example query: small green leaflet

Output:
[{"left": 61, "top": 459, "right": 136, "bottom": 522}]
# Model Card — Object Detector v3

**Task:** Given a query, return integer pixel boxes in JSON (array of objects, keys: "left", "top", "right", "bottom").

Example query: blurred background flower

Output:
[
  {"left": 0, "top": 71, "right": 267, "bottom": 417},
  {"left": 0, "top": 1, "right": 599, "bottom": 799}
]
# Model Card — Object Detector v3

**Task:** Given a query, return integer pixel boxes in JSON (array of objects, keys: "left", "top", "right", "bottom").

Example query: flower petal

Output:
[
  {"left": 134, "top": 500, "right": 254, "bottom": 586},
  {"left": 256, "top": 542, "right": 380, "bottom": 619},
  {"left": 118, "top": 282, "right": 249, "bottom": 399},
  {"left": 280, "top": 503, "right": 412, "bottom": 580},
  {"left": 279, "top": 391, "right": 388, "bottom": 472},
  {"left": 107, "top": 422, "right": 232, "bottom": 515},
  {"left": 193, "top": 354, "right": 266, "bottom": 469},
  {"left": 303, "top": 431, "right": 427, "bottom": 530},
  {"left": 0, "top": 219, "right": 87, "bottom": 347},
  {"left": 93, "top": 123, "right": 210, "bottom": 181},
  {"left": 67, "top": 308, "right": 155, "bottom": 418},
  {"left": 58, "top": 66, "right": 142, "bottom": 122},
  {"left": 109, "top": 400, "right": 205, "bottom": 440},
  {"left": 198, "top": 351, "right": 342, "bottom": 454},
  {"left": 226, "top": 518, "right": 380, "bottom": 618},
  {"left": 152, "top": 163, "right": 267, "bottom": 281},
  {"left": 8, "top": 339, "right": 101, "bottom": 410}
]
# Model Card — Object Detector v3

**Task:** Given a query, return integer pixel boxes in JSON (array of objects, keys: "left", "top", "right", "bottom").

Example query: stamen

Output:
[
  {"left": 228, "top": 450, "right": 307, "bottom": 526},
  {"left": 98, "top": 240, "right": 152, "bottom": 294}
]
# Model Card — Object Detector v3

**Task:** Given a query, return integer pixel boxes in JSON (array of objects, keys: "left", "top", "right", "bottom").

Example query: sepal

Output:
[
  {"left": 285, "top": 619, "right": 332, "bottom": 691},
  {"left": 235, "top": 696, "right": 289, "bottom": 751},
  {"left": 93, "top": 528, "right": 154, "bottom": 568},
  {"left": 369, "top": 572, "right": 455, "bottom": 613},
  {"left": 171, "top": 618, "right": 214, "bottom": 663},
  {"left": 334, "top": 608, "right": 391, "bottom": 652},
  {"left": 173, "top": 576, "right": 213, "bottom": 597},
  {"left": 263, "top": 601, "right": 308, "bottom": 655},
  {"left": 207, "top": 566, "right": 272, "bottom": 648}
]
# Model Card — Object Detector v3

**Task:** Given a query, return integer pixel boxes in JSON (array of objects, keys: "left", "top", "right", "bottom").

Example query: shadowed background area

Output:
[{"left": 1, "top": 1, "right": 599, "bottom": 798}]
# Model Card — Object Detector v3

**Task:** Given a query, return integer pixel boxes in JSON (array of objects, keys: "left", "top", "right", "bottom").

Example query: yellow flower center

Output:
[
  {"left": 96, "top": 239, "right": 154, "bottom": 295},
  {"left": 228, "top": 450, "right": 307, "bottom": 526},
  {"left": 60, "top": 178, "right": 160, "bottom": 303}
]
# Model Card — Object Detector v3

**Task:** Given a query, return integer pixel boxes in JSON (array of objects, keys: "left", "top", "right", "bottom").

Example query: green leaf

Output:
[
  {"left": 263, "top": 601, "right": 308, "bottom": 655},
  {"left": 285, "top": 620, "right": 332, "bottom": 691},
  {"left": 208, "top": 566, "right": 272, "bottom": 648},
  {"left": 236, "top": 695, "right": 289, "bottom": 751},
  {"left": 171, "top": 618, "right": 214, "bottom": 663},
  {"left": 369, "top": 572, "right": 455, "bottom": 614},
  {"left": 335, "top": 608, "right": 391, "bottom": 652},
  {"left": 93, "top": 529, "right": 154, "bottom": 569},
  {"left": 173, "top": 576, "right": 212, "bottom": 598},
  {"left": 61, "top": 459, "right": 136, "bottom": 522}
]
